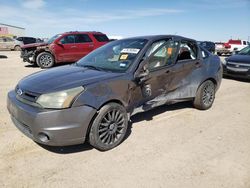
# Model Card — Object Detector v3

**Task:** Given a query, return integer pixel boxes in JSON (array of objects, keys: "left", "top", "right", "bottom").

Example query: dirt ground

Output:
[{"left": 0, "top": 51, "right": 250, "bottom": 188}]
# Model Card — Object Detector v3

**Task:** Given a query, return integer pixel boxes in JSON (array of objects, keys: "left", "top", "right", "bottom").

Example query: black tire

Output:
[
  {"left": 89, "top": 103, "right": 128, "bottom": 151},
  {"left": 217, "top": 52, "right": 221, "bottom": 56},
  {"left": 193, "top": 80, "right": 215, "bottom": 110},
  {"left": 14, "top": 45, "right": 21, "bottom": 51},
  {"left": 36, "top": 52, "right": 54, "bottom": 68}
]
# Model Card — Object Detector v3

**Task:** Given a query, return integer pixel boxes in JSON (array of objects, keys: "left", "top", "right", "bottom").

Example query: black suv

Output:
[
  {"left": 198, "top": 41, "right": 216, "bottom": 54},
  {"left": 7, "top": 35, "right": 222, "bottom": 151},
  {"left": 16, "top": 37, "right": 38, "bottom": 45}
]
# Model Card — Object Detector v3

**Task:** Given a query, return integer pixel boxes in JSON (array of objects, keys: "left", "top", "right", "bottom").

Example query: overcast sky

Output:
[{"left": 0, "top": 0, "right": 249, "bottom": 41}]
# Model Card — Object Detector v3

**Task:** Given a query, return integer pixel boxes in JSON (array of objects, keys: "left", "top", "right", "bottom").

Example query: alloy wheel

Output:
[
  {"left": 98, "top": 109, "right": 126, "bottom": 145},
  {"left": 202, "top": 82, "right": 215, "bottom": 106}
]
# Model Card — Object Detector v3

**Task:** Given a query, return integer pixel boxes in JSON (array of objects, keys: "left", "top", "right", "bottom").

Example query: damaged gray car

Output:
[{"left": 7, "top": 35, "right": 222, "bottom": 151}]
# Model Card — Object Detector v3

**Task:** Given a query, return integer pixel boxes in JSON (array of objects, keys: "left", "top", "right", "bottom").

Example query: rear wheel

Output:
[
  {"left": 36, "top": 52, "right": 54, "bottom": 68},
  {"left": 14, "top": 45, "right": 21, "bottom": 51},
  {"left": 89, "top": 103, "right": 128, "bottom": 151},
  {"left": 193, "top": 80, "right": 215, "bottom": 110}
]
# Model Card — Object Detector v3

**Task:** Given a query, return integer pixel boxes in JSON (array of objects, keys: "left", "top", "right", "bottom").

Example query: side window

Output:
[
  {"left": 243, "top": 41, "right": 246, "bottom": 45},
  {"left": 60, "top": 35, "right": 75, "bottom": 44},
  {"left": 75, "top": 34, "right": 92, "bottom": 43},
  {"left": 27, "top": 38, "right": 36, "bottom": 43},
  {"left": 147, "top": 40, "right": 179, "bottom": 71},
  {"left": 0, "top": 38, "right": 3, "bottom": 42},
  {"left": 177, "top": 41, "right": 198, "bottom": 61},
  {"left": 200, "top": 47, "right": 209, "bottom": 59},
  {"left": 93, "top": 34, "right": 109, "bottom": 42}
]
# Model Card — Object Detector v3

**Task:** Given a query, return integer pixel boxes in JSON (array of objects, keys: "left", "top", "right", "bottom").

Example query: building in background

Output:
[{"left": 0, "top": 23, "right": 25, "bottom": 38}]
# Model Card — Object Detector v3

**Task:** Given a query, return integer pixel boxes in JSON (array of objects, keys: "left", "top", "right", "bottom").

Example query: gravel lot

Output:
[{"left": 0, "top": 51, "right": 250, "bottom": 188}]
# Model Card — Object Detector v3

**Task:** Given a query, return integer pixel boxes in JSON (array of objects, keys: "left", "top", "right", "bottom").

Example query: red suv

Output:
[{"left": 21, "top": 31, "right": 109, "bottom": 68}]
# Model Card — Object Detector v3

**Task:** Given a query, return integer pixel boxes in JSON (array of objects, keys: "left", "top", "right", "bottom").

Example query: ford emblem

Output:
[{"left": 17, "top": 88, "right": 23, "bottom": 96}]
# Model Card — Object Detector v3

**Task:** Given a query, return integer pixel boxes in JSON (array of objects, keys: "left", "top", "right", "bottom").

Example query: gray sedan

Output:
[{"left": 7, "top": 35, "right": 222, "bottom": 151}]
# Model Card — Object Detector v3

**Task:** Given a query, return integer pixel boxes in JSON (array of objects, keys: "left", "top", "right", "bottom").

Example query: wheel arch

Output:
[
  {"left": 84, "top": 99, "right": 126, "bottom": 142},
  {"left": 199, "top": 77, "right": 217, "bottom": 89},
  {"left": 14, "top": 45, "right": 21, "bottom": 50},
  {"left": 97, "top": 99, "right": 125, "bottom": 111},
  {"left": 35, "top": 50, "right": 55, "bottom": 63}
]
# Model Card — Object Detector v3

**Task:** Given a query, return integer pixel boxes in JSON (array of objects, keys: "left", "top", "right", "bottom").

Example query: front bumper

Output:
[
  {"left": 20, "top": 50, "right": 35, "bottom": 63},
  {"left": 223, "top": 64, "right": 250, "bottom": 80},
  {"left": 7, "top": 90, "right": 97, "bottom": 146}
]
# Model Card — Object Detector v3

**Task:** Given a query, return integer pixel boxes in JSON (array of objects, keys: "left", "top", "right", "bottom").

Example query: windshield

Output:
[
  {"left": 238, "top": 46, "right": 250, "bottom": 55},
  {"left": 77, "top": 38, "right": 148, "bottom": 72},
  {"left": 47, "top": 34, "right": 62, "bottom": 44}
]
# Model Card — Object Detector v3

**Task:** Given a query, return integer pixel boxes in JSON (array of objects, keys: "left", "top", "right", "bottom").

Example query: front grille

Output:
[
  {"left": 15, "top": 86, "right": 41, "bottom": 107},
  {"left": 11, "top": 116, "right": 33, "bottom": 139},
  {"left": 15, "top": 86, "right": 39, "bottom": 102},
  {"left": 227, "top": 62, "right": 250, "bottom": 69}
]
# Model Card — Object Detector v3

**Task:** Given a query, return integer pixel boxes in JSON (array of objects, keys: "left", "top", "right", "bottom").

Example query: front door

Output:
[
  {"left": 56, "top": 34, "right": 79, "bottom": 62},
  {"left": 131, "top": 39, "right": 180, "bottom": 113}
]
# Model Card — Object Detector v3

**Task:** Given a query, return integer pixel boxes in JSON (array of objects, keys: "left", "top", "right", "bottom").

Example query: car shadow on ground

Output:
[
  {"left": 37, "top": 142, "right": 94, "bottom": 154},
  {"left": 38, "top": 101, "right": 193, "bottom": 154},
  {"left": 223, "top": 76, "right": 250, "bottom": 83},
  {"left": 0, "top": 55, "right": 8, "bottom": 58},
  {"left": 25, "top": 64, "right": 38, "bottom": 68}
]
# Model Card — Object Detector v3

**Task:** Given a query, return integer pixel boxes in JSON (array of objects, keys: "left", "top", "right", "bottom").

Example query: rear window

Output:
[{"left": 93, "top": 34, "right": 109, "bottom": 42}]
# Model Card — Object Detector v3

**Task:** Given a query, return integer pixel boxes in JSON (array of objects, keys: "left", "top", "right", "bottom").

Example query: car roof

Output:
[
  {"left": 121, "top": 35, "right": 196, "bottom": 42},
  {"left": 63, "top": 31, "right": 106, "bottom": 35}
]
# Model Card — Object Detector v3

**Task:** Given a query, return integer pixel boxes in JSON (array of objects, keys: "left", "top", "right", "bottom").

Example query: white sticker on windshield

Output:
[{"left": 121, "top": 48, "right": 140, "bottom": 54}]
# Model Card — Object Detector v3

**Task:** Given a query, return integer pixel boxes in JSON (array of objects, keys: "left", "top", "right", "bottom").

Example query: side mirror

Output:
[
  {"left": 135, "top": 64, "right": 150, "bottom": 84},
  {"left": 57, "top": 40, "right": 64, "bottom": 46}
]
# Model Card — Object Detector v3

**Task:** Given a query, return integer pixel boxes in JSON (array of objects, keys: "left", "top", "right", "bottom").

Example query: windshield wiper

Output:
[{"left": 81, "top": 65, "right": 103, "bottom": 71}]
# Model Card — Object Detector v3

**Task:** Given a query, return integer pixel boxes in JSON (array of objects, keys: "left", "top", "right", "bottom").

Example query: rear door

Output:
[
  {"left": 169, "top": 40, "right": 202, "bottom": 98},
  {"left": 74, "top": 34, "right": 94, "bottom": 60}
]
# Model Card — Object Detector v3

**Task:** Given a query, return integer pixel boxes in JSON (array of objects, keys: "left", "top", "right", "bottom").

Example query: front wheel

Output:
[
  {"left": 193, "top": 80, "right": 215, "bottom": 110},
  {"left": 89, "top": 103, "right": 128, "bottom": 151},
  {"left": 36, "top": 52, "right": 54, "bottom": 68}
]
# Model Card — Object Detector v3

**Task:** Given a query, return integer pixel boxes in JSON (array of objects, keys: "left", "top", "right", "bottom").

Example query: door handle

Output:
[
  {"left": 165, "top": 69, "right": 171, "bottom": 74},
  {"left": 89, "top": 44, "right": 94, "bottom": 47},
  {"left": 70, "top": 46, "right": 77, "bottom": 48},
  {"left": 195, "top": 62, "right": 201, "bottom": 67}
]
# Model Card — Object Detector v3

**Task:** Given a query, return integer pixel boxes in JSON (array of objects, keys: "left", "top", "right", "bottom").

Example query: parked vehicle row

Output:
[
  {"left": 223, "top": 45, "right": 250, "bottom": 79},
  {"left": 20, "top": 31, "right": 109, "bottom": 68},
  {"left": 0, "top": 37, "right": 22, "bottom": 51},
  {"left": 0, "top": 36, "right": 43, "bottom": 51},
  {"left": 216, "top": 39, "right": 249, "bottom": 56},
  {"left": 7, "top": 35, "right": 223, "bottom": 150}
]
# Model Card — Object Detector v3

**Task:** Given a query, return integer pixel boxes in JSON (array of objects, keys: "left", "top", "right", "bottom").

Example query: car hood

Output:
[
  {"left": 21, "top": 42, "right": 48, "bottom": 49},
  {"left": 227, "top": 54, "right": 250, "bottom": 64},
  {"left": 18, "top": 65, "right": 122, "bottom": 94}
]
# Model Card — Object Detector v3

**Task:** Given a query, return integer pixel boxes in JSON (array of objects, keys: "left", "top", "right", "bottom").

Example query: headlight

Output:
[
  {"left": 222, "top": 58, "right": 227, "bottom": 65},
  {"left": 36, "top": 86, "right": 84, "bottom": 109}
]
